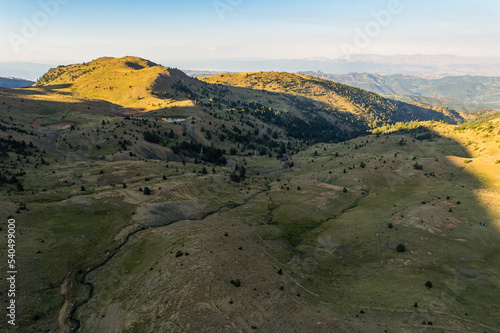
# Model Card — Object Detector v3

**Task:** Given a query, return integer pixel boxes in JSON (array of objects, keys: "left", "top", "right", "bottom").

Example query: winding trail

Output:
[
  {"left": 68, "top": 187, "right": 270, "bottom": 332},
  {"left": 57, "top": 267, "right": 73, "bottom": 333}
]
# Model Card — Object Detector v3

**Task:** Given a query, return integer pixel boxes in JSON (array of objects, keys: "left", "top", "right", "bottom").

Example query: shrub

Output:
[
  {"left": 396, "top": 244, "right": 406, "bottom": 252},
  {"left": 143, "top": 187, "right": 151, "bottom": 195},
  {"left": 230, "top": 279, "right": 241, "bottom": 287},
  {"left": 425, "top": 281, "right": 433, "bottom": 288}
]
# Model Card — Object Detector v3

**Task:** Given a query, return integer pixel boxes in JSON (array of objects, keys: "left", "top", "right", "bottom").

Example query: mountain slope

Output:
[
  {"left": 303, "top": 72, "right": 500, "bottom": 112},
  {"left": 201, "top": 71, "right": 465, "bottom": 128},
  {"left": 28, "top": 57, "right": 467, "bottom": 154},
  {"left": 34, "top": 56, "right": 203, "bottom": 111}
]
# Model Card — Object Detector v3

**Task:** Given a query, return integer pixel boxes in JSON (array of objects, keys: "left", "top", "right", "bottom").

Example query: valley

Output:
[{"left": 0, "top": 57, "right": 499, "bottom": 333}]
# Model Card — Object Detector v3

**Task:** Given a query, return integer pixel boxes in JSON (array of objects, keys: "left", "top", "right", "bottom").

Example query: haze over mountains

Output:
[
  {"left": 173, "top": 54, "right": 500, "bottom": 77},
  {"left": 3, "top": 54, "right": 500, "bottom": 82},
  {"left": 0, "top": 62, "right": 53, "bottom": 81}
]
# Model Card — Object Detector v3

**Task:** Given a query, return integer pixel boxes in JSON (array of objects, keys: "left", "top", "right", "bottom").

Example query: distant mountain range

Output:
[
  {"left": 0, "top": 62, "right": 53, "bottom": 81},
  {"left": 182, "top": 70, "right": 230, "bottom": 78},
  {"left": 167, "top": 54, "right": 500, "bottom": 77},
  {"left": 0, "top": 77, "right": 35, "bottom": 88},
  {"left": 2, "top": 54, "right": 500, "bottom": 81},
  {"left": 300, "top": 72, "right": 500, "bottom": 113}
]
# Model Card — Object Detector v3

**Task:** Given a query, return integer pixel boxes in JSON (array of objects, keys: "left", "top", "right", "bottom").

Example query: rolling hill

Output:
[
  {"left": 32, "top": 56, "right": 466, "bottom": 148},
  {"left": 201, "top": 71, "right": 465, "bottom": 127},
  {"left": 0, "top": 56, "right": 499, "bottom": 333}
]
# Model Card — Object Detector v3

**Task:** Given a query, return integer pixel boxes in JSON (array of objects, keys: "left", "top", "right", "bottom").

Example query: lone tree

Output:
[
  {"left": 396, "top": 244, "right": 406, "bottom": 252},
  {"left": 425, "top": 281, "right": 433, "bottom": 288},
  {"left": 143, "top": 187, "right": 151, "bottom": 195}
]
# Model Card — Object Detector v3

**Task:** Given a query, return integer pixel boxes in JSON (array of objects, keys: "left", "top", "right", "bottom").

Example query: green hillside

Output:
[
  {"left": 0, "top": 57, "right": 499, "bottom": 333},
  {"left": 201, "top": 71, "right": 465, "bottom": 128}
]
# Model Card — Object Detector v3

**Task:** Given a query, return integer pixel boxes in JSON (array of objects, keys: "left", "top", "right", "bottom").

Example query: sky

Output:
[{"left": 0, "top": 0, "right": 499, "bottom": 65}]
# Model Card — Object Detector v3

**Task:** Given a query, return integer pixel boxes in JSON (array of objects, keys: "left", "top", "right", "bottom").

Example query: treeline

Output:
[{"left": 0, "top": 138, "right": 37, "bottom": 157}]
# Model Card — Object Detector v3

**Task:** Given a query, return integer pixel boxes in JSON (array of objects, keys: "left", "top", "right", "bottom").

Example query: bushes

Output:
[{"left": 230, "top": 279, "right": 241, "bottom": 287}]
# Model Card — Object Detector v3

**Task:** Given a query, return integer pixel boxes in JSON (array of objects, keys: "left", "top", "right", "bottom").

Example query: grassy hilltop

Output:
[{"left": 0, "top": 56, "right": 499, "bottom": 332}]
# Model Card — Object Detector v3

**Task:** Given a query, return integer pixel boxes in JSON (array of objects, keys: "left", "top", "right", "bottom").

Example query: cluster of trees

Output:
[
  {"left": 230, "top": 164, "right": 246, "bottom": 182},
  {"left": 172, "top": 140, "right": 227, "bottom": 165},
  {"left": 0, "top": 138, "right": 37, "bottom": 157},
  {"left": 249, "top": 105, "right": 355, "bottom": 143},
  {"left": 0, "top": 173, "right": 24, "bottom": 191}
]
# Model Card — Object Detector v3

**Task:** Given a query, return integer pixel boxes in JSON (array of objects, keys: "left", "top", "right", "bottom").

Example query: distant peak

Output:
[{"left": 88, "top": 56, "right": 159, "bottom": 69}]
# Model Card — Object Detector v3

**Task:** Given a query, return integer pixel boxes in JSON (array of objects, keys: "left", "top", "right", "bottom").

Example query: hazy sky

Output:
[{"left": 0, "top": 0, "right": 499, "bottom": 64}]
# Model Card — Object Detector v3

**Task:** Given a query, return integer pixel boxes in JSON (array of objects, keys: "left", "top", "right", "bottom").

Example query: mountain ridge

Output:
[
  {"left": 0, "top": 76, "right": 35, "bottom": 88},
  {"left": 301, "top": 71, "right": 500, "bottom": 113},
  {"left": 201, "top": 71, "right": 465, "bottom": 128},
  {"left": 32, "top": 56, "right": 465, "bottom": 146}
]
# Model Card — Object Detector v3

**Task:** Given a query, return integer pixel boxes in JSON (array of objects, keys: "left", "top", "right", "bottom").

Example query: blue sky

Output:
[{"left": 0, "top": 0, "right": 499, "bottom": 64}]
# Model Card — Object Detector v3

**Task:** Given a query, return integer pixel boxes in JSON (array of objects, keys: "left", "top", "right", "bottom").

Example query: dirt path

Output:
[{"left": 57, "top": 267, "right": 73, "bottom": 333}]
